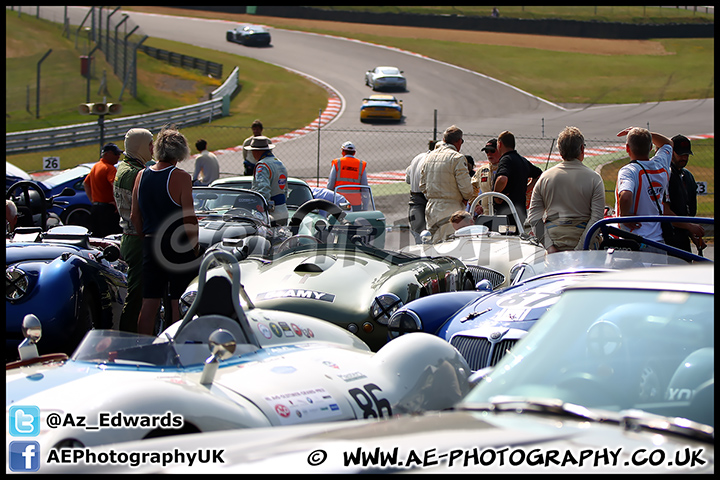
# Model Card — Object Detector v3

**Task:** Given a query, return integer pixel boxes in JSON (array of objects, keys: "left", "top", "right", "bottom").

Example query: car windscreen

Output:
[
  {"left": 210, "top": 182, "right": 313, "bottom": 209},
  {"left": 511, "top": 250, "right": 689, "bottom": 285},
  {"left": 193, "top": 188, "right": 269, "bottom": 223},
  {"left": 71, "top": 330, "right": 213, "bottom": 368},
  {"left": 464, "top": 286, "right": 714, "bottom": 427},
  {"left": 41, "top": 165, "right": 91, "bottom": 187},
  {"left": 379, "top": 67, "right": 400, "bottom": 75}
]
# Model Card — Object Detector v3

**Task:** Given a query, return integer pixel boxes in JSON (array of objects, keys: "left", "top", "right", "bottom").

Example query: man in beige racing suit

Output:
[{"left": 420, "top": 125, "right": 474, "bottom": 243}]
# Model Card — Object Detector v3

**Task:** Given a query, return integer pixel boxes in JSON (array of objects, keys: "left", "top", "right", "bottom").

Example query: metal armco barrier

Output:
[{"left": 6, "top": 67, "right": 239, "bottom": 155}]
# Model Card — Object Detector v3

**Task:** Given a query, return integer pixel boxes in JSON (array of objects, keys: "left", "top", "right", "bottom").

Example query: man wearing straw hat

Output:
[{"left": 245, "top": 136, "right": 289, "bottom": 226}]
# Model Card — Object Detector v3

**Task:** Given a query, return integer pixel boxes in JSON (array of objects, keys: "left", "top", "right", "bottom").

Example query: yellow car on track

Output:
[{"left": 360, "top": 95, "right": 403, "bottom": 122}]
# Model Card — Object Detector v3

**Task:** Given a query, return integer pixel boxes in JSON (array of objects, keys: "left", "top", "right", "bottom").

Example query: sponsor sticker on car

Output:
[
  {"left": 256, "top": 289, "right": 336, "bottom": 303},
  {"left": 264, "top": 387, "right": 343, "bottom": 425}
]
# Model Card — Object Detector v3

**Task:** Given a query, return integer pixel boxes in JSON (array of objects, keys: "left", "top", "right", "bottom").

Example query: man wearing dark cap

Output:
[
  {"left": 471, "top": 138, "right": 501, "bottom": 214},
  {"left": 665, "top": 134, "right": 706, "bottom": 253},
  {"left": 84, "top": 142, "right": 123, "bottom": 238},
  {"left": 242, "top": 119, "right": 269, "bottom": 176}
]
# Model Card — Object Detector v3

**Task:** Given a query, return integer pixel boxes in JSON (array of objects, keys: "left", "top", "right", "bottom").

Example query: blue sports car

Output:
[
  {"left": 6, "top": 225, "right": 127, "bottom": 361},
  {"left": 36, "top": 163, "right": 94, "bottom": 229},
  {"left": 7, "top": 162, "right": 93, "bottom": 229},
  {"left": 388, "top": 249, "right": 692, "bottom": 372}
]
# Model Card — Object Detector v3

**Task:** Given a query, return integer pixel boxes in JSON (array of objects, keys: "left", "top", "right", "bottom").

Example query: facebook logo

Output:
[
  {"left": 9, "top": 441, "right": 41, "bottom": 472},
  {"left": 9, "top": 405, "right": 40, "bottom": 436}
]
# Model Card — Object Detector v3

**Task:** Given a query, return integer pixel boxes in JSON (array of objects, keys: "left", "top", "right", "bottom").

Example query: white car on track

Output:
[{"left": 365, "top": 66, "right": 407, "bottom": 91}]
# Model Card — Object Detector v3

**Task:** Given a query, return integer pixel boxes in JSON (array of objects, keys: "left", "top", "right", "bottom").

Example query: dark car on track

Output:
[{"left": 226, "top": 24, "right": 271, "bottom": 47}]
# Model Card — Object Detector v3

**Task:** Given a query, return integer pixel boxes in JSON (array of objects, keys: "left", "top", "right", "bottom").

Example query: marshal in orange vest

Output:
[{"left": 330, "top": 155, "right": 367, "bottom": 207}]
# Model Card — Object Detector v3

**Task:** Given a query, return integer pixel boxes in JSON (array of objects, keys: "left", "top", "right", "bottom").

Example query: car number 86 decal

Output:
[{"left": 349, "top": 383, "right": 392, "bottom": 419}]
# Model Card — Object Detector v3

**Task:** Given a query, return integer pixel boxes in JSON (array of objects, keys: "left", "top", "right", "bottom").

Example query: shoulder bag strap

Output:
[{"left": 632, "top": 160, "right": 663, "bottom": 215}]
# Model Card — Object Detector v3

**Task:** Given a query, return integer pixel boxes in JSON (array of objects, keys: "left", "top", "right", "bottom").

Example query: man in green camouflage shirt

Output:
[{"left": 113, "top": 128, "right": 154, "bottom": 332}]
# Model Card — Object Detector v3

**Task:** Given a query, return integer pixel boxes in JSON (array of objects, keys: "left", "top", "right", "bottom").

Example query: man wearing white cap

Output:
[
  {"left": 245, "top": 136, "right": 289, "bottom": 226},
  {"left": 327, "top": 141, "right": 368, "bottom": 211}
]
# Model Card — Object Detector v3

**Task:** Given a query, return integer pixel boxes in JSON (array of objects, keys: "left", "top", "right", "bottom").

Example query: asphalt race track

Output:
[
  {"left": 37, "top": 7, "right": 713, "bottom": 172},
  {"left": 34, "top": 7, "right": 714, "bottom": 254}
]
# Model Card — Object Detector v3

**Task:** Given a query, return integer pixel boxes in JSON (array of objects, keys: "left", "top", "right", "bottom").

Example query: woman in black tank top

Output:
[{"left": 130, "top": 126, "right": 200, "bottom": 335}]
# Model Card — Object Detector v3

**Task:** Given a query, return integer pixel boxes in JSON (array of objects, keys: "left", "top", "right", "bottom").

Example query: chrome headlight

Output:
[
  {"left": 178, "top": 290, "right": 197, "bottom": 319},
  {"left": 6, "top": 266, "right": 30, "bottom": 301},
  {"left": 387, "top": 309, "right": 422, "bottom": 338},
  {"left": 371, "top": 293, "right": 403, "bottom": 326}
]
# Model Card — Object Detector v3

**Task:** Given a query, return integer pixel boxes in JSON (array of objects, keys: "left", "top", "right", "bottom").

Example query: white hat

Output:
[
  {"left": 341, "top": 141, "right": 356, "bottom": 152},
  {"left": 244, "top": 136, "right": 274, "bottom": 150}
]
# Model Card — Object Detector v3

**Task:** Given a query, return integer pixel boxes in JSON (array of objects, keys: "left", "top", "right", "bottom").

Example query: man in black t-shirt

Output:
[
  {"left": 492, "top": 130, "right": 543, "bottom": 229},
  {"left": 665, "top": 134, "right": 705, "bottom": 253}
]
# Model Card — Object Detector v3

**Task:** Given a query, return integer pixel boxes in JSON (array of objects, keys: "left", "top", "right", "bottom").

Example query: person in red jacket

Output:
[{"left": 327, "top": 141, "right": 369, "bottom": 211}]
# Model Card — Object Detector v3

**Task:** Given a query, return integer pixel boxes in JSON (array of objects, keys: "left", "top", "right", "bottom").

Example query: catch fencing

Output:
[{"left": 171, "top": 124, "right": 715, "bottom": 220}]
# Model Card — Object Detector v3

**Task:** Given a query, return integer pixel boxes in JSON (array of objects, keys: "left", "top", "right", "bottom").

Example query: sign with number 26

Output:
[{"left": 43, "top": 157, "right": 60, "bottom": 170}]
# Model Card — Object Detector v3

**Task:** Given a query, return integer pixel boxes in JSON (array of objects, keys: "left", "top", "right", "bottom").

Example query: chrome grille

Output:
[
  {"left": 450, "top": 335, "right": 518, "bottom": 370},
  {"left": 466, "top": 265, "right": 505, "bottom": 289}
]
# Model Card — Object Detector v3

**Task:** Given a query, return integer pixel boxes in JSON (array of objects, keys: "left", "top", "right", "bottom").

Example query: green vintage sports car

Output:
[{"left": 180, "top": 202, "right": 475, "bottom": 351}]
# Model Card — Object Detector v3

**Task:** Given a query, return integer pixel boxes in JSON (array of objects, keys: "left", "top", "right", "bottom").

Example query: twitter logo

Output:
[{"left": 9, "top": 406, "right": 40, "bottom": 436}]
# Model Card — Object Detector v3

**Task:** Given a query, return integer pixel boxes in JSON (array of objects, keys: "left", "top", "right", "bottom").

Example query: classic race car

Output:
[
  {"left": 180, "top": 201, "right": 475, "bottom": 351},
  {"left": 6, "top": 225, "right": 127, "bottom": 361},
  {"left": 365, "top": 66, "right": 407, "bottom": 91},
  {"left": 5, "top": 161, "right": 32, "bottom": 192},
  {"left": 7, "top": 163, "right": 94, "bottom": 229},
  {"left": 210, "top": 177, "right": 387, "bottom": 249},
  {"left": 360, "top": 95, "right": 403, "bottom": 122},
  {"left": 210, "top": 176, "right": 313, "bottom": 214},
  {"left": 36, "top": 163, "right": 94, "bottom": 229},
  {"left": 387, "top": 249, "right": 691, "bottom": 371},
  {"left": 226, "top": 24, "right": 271, "bottom": 47},
  {"left": 6, "top": 250, "right": 471, "bottom": 458},
  {"left": 402, "top": 192, "right": 546, "bottom": 289},
  {"left": 193, "top": 186, "right": 281, "bottom": 250},
  {"left": 50, "top": 263, "right": 714, "bottom": 474}
]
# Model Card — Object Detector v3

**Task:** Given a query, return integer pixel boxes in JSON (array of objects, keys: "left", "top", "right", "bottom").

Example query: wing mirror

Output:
[
  {"left": 420, "top": 230, "right": 432, "bottom": 244},
  {"left": 18, "top": 314, "right": 42, "bottom": 361},
  {"left": 200, "top": 329, "right": 237, "bottom": 385}
]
